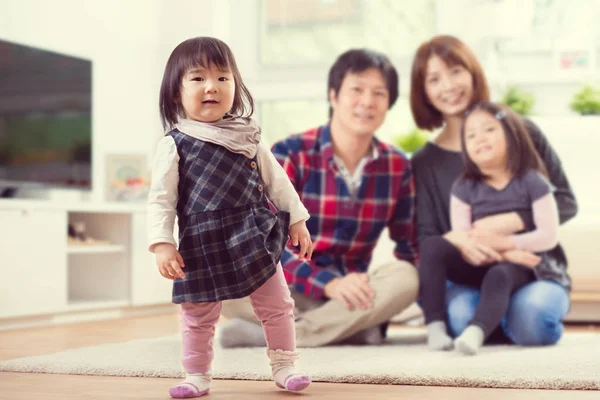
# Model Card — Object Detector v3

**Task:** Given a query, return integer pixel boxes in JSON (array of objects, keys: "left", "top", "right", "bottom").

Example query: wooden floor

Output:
[{"left": 1, "top": 313, "right": 599, "bottom": 400}]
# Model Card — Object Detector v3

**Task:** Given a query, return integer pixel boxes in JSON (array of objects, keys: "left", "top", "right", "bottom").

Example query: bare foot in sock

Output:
[
  {"left": 454, "top": 325, "right": 484, "bottom": 355},
  {"left": 169, "top": 373, "right": 211, "bottom": 398},
  {"left": 427, "top": 321, "right": 453, "bottom": 351},
  {"left": 219, "top": 318, "right": 266, "bottom": 348}
]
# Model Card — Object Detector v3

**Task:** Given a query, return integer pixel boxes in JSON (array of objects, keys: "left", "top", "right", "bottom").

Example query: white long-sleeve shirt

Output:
[{"left": 147, "top": 135, "right": 310, "bottom": 250}]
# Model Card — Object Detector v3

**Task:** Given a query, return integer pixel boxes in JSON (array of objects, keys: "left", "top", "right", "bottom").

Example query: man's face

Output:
[{"left": 329, "top": 68, "right": 390, "bottom": 138}]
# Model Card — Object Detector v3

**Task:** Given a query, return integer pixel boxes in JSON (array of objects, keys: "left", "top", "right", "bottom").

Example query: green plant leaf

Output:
[
  {"left": 571, "top": 85, "right": 600, "bottom": 115},
  {"left": 394, "top": 128, "right": 430, "bottom": 154},
  {"left": 500, "top": 85, "right": 535, "bottom": 115}
]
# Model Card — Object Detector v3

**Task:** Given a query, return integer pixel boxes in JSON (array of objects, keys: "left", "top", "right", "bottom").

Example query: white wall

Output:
[
  {"left": 2, "top": 0, "right": 597, "bottom": 199},
  {"left": 0, "top": 0, "right": 223, "bottom": 202}
]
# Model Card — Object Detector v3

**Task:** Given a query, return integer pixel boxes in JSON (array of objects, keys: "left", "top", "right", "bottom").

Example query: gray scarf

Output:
[{"left": 176, "top": 115, "right": 261, "bottom": 158}]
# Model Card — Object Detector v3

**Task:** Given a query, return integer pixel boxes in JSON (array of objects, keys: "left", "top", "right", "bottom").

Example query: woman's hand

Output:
[
  {"left": 469, "top": 229, "right": 515, "bottom": 252},
  {"left": 444, "top": 230, "right": 502, "bottom": 266},
  {"left": 473, "top": 212, "right": 524, "bottom": 235},
  {"left": 153, "top": 243, "right": 185, "bottom": 280},
  {"left": 502, "top": 249, "right": 542, "bottom": 268},
  {"left": 289, "top": 220, "right": 314, "bottom": 259}
]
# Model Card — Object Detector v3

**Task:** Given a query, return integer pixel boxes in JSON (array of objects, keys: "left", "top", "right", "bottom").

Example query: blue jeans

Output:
[{"left": 446, "top": 280, "right": 570, "bottom": 345}]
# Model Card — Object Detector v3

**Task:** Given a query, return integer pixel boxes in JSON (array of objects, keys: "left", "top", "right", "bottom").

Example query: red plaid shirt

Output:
[{"left": 271, "top": 124, "right": 418, "bottom": 299}]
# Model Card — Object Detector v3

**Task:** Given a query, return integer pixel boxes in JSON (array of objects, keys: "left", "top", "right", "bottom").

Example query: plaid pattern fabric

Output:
[
  {"left": 271, "top": 124, "right": 418, "bottom": 300},
  {"left": 169, "top": 130, "right": 290, "bottom": 303}
]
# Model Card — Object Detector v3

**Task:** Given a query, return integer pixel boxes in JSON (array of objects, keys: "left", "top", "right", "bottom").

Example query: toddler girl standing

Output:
[{"left": 148, "top": 37, "right": 313, "bottom": 397}]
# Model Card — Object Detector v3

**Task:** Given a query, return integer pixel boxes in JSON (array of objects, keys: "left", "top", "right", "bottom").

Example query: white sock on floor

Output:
[
  {"left": 268, "top": 349, "right": 311, "bottom": 391},
  {"left": 426, "top": 321, "right": 454, "bottom": 351},
  {"left": 183, "top": 373, "right": 211, "bottom": 391},
  {"left": 169, "top": 373, "right": 211, "bottom": 398},
  {"left": 455, "top": 325, "right": 484, "bottom": 356}
]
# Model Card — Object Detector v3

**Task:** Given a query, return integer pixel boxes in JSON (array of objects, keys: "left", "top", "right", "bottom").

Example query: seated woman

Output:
[
  {"left": 420, "top": 102, "right": 571, "bottom": 354},
  {"left": 410, "top": 35, "right": 577, "bottom": 347}
]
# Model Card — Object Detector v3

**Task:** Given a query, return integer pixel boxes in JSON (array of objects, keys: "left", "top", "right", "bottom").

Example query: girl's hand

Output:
[
  {"left": 289, "top": 220, "right": 314, "bottom": 260},
  {"left": 444, "top": 230, "right": 502, "bottom": 266},
  {"left": 153, "top": 243, "right": 185, "bottom": 280},
  {"left": 502, "top": 249, "right": 542, "bottom": 268}
]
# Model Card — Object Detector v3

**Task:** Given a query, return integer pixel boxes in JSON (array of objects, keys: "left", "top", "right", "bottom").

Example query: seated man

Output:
[{"left": 220, "top": 48, "right": 419, "bottom": 347}]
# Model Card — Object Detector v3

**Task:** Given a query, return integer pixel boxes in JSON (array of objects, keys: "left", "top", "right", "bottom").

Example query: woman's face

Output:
[{"left": 424, "top": 55, "right": 474, "bottom": 118}]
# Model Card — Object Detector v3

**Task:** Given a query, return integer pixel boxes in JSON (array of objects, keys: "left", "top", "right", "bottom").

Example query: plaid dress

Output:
[{"left": 168, "top": 130, "right": 290, "bottom": 303}]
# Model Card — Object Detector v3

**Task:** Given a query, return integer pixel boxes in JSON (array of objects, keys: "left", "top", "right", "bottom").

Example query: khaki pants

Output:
[{"left": 220, "top": 260, "right": 419, "bottom": 347}]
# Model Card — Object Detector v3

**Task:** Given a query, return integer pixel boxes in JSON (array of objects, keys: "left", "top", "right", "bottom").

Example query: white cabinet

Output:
[
  {"left": 0, "top": 200, "right": 173, "bottom": 323},
  {"left": 0, "top": 208, "right": 67, "bottom": 318},
  {"left": 66, "top": 211, "right": 131, "bottom": 309}
]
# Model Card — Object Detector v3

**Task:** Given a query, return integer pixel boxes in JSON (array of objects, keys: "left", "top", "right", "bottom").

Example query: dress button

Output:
[
  {"left": 250, "top": 161, "right": 257, "bottom": 169},
  {"left": 257, "top": 184, "right": 263, "bottom": 192}
]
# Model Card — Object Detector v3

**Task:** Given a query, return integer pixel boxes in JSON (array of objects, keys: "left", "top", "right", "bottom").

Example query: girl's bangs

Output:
[{"left": 182, "top": 41, "right": 232, "bottom": 74}]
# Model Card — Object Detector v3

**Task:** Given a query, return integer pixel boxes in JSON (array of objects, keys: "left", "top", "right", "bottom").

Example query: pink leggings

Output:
[{"left": 180, "top": 264, "right": 295, "bottom": 374}]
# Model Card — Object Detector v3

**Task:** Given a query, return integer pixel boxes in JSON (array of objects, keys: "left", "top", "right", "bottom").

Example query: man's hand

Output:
[
  {"left": 324, "top": 273, "right": 375, "bottom": 311},
  {"left": 289, "top": 220, "right": 314, "bottom": 259},
  {"left": 444, "top": 230, "right": 502, "bottom": 266},
  {"left": 153, "top": 243, "right": 185, "bottom": 280},
  {"left": 473, "top": 212, "right": 524, "bottom": 235},
  {"left": 502, "top": 249, "right": 542, "bottom": 268}
]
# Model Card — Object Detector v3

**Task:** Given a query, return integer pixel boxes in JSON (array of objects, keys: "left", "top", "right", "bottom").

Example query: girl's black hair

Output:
[
  {"left": 461, "top": 102, "right": 547, "bottom": 181},
  {"left": 159, "top": 37, "right": 254, "bottom": 131}
]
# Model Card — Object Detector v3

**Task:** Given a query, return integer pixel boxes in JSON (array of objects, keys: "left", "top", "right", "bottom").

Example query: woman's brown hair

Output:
[{"left": 410, "top": 35, "right": 490, "bottom": 131}]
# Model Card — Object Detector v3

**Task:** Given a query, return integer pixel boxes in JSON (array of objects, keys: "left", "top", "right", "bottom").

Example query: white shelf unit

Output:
[
  {"left": 0, "top": 200, "right": 173, "bottom": 323},
  {"left": 66, "top": 299, "right": 130, "bottom": 312},
  {"left": 66, "top": 211, "right": 131, "bottom": 308},
  {"left": 67, "top": 245, "right": 126, "bottom": 254}
]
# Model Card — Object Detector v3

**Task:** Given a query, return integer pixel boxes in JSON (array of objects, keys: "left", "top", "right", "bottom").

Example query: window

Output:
[
  {"left": 259, "top": 0, "right": 436, "bottom": 68},
  {"left": 239, "top": 0, "right": 600, "bottom": 146},
  {"left": 254, "top": 0, "right": 436, "bottom": 144}
]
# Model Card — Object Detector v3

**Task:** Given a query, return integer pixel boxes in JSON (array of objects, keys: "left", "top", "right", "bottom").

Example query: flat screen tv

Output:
[{"left": 0, "top": 38, "right": 92, "bottom": 196}]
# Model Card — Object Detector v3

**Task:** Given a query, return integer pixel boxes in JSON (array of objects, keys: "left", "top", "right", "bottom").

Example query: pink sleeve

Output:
[
  {"left": 511, "top": 193, "right": 559, "bottom": 252},
  {"left": 450, "top": 195, "right": 473, "bottom": 231}
]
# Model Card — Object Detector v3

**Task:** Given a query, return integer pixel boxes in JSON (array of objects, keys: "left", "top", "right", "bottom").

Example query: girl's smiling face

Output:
[
  {"left": 180, "top": 63, "right": 235, "bottom": 123},
  {"left": 463, "top": 109, "right": 508, "bottom": 170}
]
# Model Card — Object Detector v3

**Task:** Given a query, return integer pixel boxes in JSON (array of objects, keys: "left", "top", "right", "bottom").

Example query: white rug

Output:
[{"left": 1, "top": 329, "right": 599, "bottom": 390}]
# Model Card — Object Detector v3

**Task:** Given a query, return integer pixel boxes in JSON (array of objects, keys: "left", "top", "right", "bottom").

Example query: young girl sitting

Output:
[
  {"left": 148, "top": 36, "right": 313, "bottom": 397},
  {"left": 419, "top": 102, "right": 571, "bottom": 355}
]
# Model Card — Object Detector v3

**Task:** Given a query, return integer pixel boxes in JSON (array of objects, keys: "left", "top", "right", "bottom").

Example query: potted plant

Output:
[
  {"left": 570, "top": 84, "right": 600, "bottom": 115},
  {"left": 500, "top": 85, "right": 535, "bottom": 115},
  {"left": 394, "top": 127, "right": 430, "bottom": 157}
]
